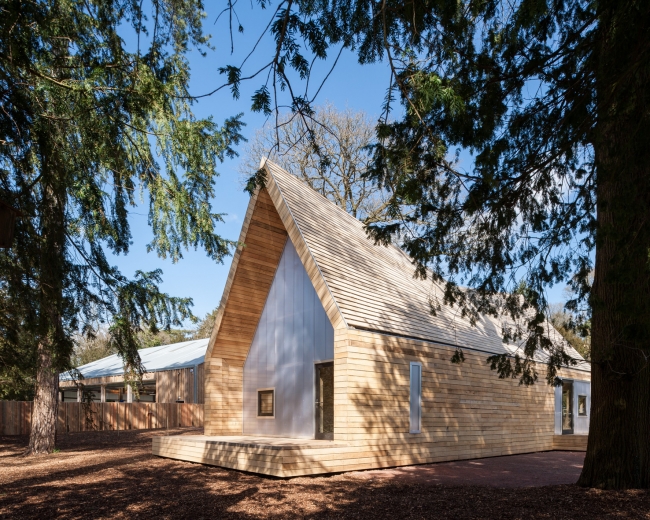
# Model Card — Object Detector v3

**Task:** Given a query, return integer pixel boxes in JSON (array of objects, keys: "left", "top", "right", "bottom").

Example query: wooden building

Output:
[
  {"left": 153, "top": 160, "right": 591, "bottom": 477},
  {"left": 60, "top": 339, "right": 208, "bottom": 404}
]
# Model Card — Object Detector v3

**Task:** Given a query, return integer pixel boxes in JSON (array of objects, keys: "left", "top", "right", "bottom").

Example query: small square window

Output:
[
  {"left": 578, "top": 395, "right": 587, "bottom": 416},
  {"left": 258, "top": 389, "right": 274, "bottom": 417}
]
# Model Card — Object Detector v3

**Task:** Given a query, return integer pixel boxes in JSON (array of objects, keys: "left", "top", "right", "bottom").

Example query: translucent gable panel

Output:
[{"left": 243, "top": 239, "right": 334, "bottom": 438}]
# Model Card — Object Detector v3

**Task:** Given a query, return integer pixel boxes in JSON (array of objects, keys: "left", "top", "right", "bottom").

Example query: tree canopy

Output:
[
  {"left": 0, "top": 0, "right": 243, "bottom": 453},
  {"left": 2, "top": 0, "right": 648, "bottom": 488},
  {"left": 240, "top": 104, "right": 390, "bottom": 222},
  {"left": 219, "top": 0, "right": 649, "bottom": 489}
]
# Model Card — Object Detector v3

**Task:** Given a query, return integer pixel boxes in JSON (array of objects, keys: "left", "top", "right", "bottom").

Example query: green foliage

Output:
[
  {"left": 549, "top": 303, "right": 591, "bottom": 361},
  {"left": 72, "top": 329, "right": 116, "bottom": 367},
  {"left": 223, "top": 0, "right": 648, "bottom": 390},
  {"left": 0, "top": 0, "right": 244, "bottom": 397},
  {"left": 193, "top": 307, "right": 219, "bottom": 340},
  {"left": 0, "top": 288, "right": 37, "bottom": 400},
  {"left": 137, "top": 327, "right": 193, "bottom": 349}
]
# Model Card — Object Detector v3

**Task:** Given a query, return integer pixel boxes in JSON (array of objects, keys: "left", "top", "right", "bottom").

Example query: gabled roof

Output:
[
  {"left": 260, "top": 160, "right": 586, "bottom": 365},
  {"left": 61, "top": 338, "right": 209, "bottom": 380}
]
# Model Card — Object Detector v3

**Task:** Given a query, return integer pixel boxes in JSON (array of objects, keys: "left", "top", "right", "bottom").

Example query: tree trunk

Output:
[
  {"left": 26, "top": 342, "right": 59, "bottom": 454},
  {"left": 578, "top": 0, "right": 650, "bottom": 489},
  {"left": 25, "top": 124, "right": 68, "bottom": 455}
]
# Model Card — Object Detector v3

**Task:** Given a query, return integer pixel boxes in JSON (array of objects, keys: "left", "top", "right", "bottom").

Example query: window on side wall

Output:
[
  {"left": 410, "top": 362, "right": 422, "bottom": 433},
  {"left": 578, "top": 395, "right": 587, "bottom": 416},
  {"left": 257, "top": 389, "right": 275, "bottom": 418}
]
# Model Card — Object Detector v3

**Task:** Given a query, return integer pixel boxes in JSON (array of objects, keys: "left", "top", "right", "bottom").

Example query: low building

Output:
[
  {"left": 154, "top": 159, "right": 590, "bottom": 477},
  {"left": 59, "top": 339, "right": 208, "bottom": 404}
]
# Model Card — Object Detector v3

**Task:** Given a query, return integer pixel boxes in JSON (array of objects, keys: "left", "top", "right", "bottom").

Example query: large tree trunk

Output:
[
  {"left": 27, "top": 342, "right": 59, "bottom": 454},
  {"left": 25, "top": 125, "right": 67, "bottom": 455},
  {"left": 578, "top": 0, "right": 650, "bottom": 489}
]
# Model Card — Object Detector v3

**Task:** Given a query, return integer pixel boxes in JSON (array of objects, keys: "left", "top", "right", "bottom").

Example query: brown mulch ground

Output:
[{"left": 1, "top": 429, "right": 648, "bottom": 519}]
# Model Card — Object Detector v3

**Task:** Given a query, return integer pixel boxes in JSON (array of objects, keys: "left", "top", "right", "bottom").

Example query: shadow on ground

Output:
[
  {"left": 349, "top": 451, "right": 586, "bottom": 488},
  {"left": 1, "top": 429, "right": 648, "bottom": 519}
]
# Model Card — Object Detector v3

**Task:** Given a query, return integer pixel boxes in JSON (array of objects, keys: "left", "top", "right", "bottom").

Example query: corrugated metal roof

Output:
[{"left": 61, "top": 338, "right": 209, "bottom": 380}]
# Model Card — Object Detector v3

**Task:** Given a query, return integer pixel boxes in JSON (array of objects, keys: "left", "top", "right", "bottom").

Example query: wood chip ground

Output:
[{"left": 1, "top": 428, "right": 648, "bottom": 519}]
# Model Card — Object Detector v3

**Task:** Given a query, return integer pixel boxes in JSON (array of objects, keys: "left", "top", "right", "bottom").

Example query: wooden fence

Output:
[{"left": 0, "top": 401, "right": 203, "bottom": 435}]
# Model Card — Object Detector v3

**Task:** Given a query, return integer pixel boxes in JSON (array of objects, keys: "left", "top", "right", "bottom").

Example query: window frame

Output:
[
  {"left": 257, "top": 388, "right": 275, "bottom": 419},
  {"left": 577, "top": 394, "right": 588, "bottom": 416},
  {"left": 409, "top": 362, "right": 422, "bottom": 434}
]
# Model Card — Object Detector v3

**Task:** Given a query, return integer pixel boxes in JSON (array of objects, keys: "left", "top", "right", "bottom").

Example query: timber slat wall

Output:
[
  {"left": 160, "top": 329, "right": 590, "bottom": 476},
  {"left": 0, "top": 401, "right": 31, "bottom": 435},
  {"left": 60, "top": 364, "right": 205, "bottom": 404},
  {"left": 334, "top": 329, "right": 590, "bottom": 461},
  {"left": 205, "top": 188, "right": 288, "bottom": 435},
  {"left": 156, "top": 367, "right": 202, "bottom": 403},
  {"left": 0, "top": 402, "right": 203, "bottom": 435},
  {"left": 552, "top": 434, "right": 588, "bottom": 451}
]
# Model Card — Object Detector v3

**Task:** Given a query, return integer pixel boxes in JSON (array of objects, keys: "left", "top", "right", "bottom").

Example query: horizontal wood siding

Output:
[
  {"left": 552, "top": 435, "right": 588, "bottom": 451},
  {"left": 334, "top": 329, "right": 590, "bottom": 463},
  {"left": 156, "top": 329, "right": 590, "bottom": 477},
  {"left": 60, "top": 373, "right": 155, "bottom": 388},
  {"left": 205, "top": 189, "right": 288, "bottom": 436}
]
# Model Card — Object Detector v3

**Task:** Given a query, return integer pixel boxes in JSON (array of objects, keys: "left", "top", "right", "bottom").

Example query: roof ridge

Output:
[{"left": 261, "top": 159, "right": 587, "bottom": 366}]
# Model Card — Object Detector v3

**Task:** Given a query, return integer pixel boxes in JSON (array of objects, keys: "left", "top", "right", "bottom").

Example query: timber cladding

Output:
[
  {"left": 335, "top": 328, "right": 590, "bottom": 460},
  {"left": 181, "top": 160, "right": 593, "bottom": 476},
  {"left": 168, "top": 323, "right": 591, "bottom": 476},
  {"left": 59, "top": 364, "right": 205, "bottom": 404},
  {"left": 205, "top": 189, "right": 288, "bottom": 435},
  {"left": 0, "top": 402, "right": 203, "bottom": 435},
  {"left": 155, "top": 367, "right": 201, "bottom": 404}
]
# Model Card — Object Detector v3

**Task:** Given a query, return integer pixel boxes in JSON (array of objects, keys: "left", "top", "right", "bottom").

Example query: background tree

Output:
[
  {"left": 549, "top": 274, "right": 593, "bottom": 361},
  {"left": 0, "top": 0, "right": 242, "bottom": 454},
  {"left": 73, "top": 325, "right": 195, "bottom": 367},
  {"left": 193, "top": 307, "right": 220, "bottom": 340},
  {"left": 240, "top": 105, "right": 389, "bottom": 223},
  {"left": 72, "top": 329, "right": 116, "bottom": 367},
  {"left": 548, "top": 304, "right": 591, "bottom": 361},
  {"left": 214, "top": 0, "right": 648, "bottom": 489}
]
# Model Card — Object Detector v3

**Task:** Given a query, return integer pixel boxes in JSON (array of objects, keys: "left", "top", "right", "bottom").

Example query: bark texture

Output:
[
  {"left": 578, "top": 0, "right": 650, "bottom": 489},
  {"left": 26, "top": 343, "right": 59, "bottom": 454},
  {"left": 25, "top": 125, "right": 68, "bottom": 455}
]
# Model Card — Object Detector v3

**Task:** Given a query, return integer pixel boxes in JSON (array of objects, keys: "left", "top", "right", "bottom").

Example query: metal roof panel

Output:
[{"left": 60, "top": 338, "right": 209, "bottom": 380}]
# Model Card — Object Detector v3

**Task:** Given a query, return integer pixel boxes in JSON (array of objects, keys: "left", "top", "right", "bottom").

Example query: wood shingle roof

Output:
[{"left": 263, "top": 159, "right": 587, "bottom": 367}]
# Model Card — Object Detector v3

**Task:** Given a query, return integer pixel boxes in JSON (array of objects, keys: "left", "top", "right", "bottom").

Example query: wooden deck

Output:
[
  {"left": 153, "top": 435, "right": 353, "bottom": 477},
  {"left": 552, "top": 434, "right": 588, "bottom": 451}
]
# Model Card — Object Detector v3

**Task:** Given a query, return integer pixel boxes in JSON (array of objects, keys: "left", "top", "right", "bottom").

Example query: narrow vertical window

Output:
[
  {"left": 578, "top": 395, "right": 587, "bottom": 416},
  {"left": 410, "top": 362, "right": 422, "bottom": 433}
]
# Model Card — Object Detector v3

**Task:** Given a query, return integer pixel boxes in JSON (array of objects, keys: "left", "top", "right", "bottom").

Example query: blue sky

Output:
[{"left": 112, "top": 4, "right": 567, "bottom": 326}]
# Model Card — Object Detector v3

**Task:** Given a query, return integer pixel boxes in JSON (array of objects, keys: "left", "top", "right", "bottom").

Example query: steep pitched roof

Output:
[{"left": 262, "top": 159, "right": 587, "bottom": 366}]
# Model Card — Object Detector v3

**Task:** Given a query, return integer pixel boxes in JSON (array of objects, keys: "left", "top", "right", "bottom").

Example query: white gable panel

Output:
[{"left": 243, "top": 239, "right": 334, "bottom": 438}]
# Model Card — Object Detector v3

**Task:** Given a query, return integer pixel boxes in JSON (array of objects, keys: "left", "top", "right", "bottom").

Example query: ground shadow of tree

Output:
[{"left": 1, "top": 430, "right": 648, "bottom": 519}]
